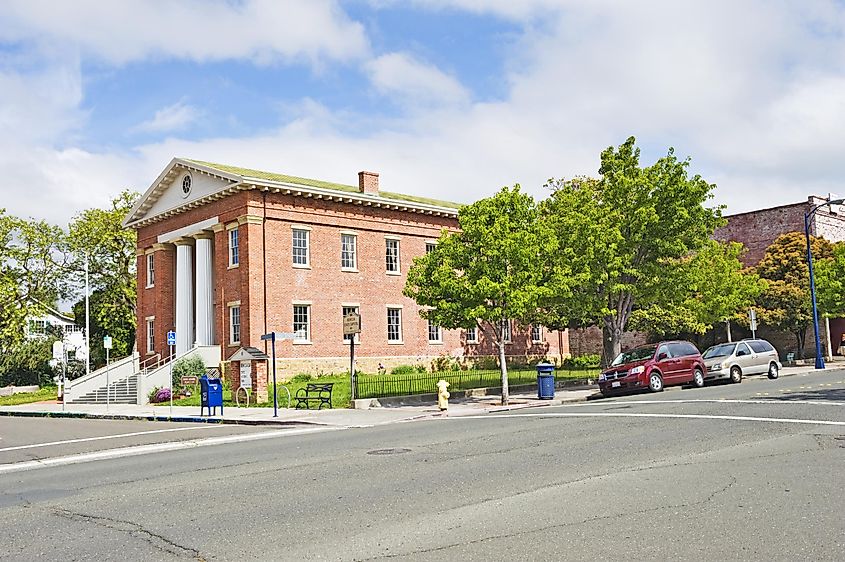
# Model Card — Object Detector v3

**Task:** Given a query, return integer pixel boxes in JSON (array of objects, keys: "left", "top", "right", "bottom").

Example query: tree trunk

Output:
[
  {"left": 499, "top": 340, "right": 509, "bottom": 406},
  {"left": 602, "top": 320, "right": 623, "bottom": 368},
  {"left": 795, "top": 329, "right": 806, "bottom": 359},
  {"left": 725, "top": 320, "right": 732, "bottom": 343},
  {"left": 558, "top": 330, "right": 564, "bottom": 366}
]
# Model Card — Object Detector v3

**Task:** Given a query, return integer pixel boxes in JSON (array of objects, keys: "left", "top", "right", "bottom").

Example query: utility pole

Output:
[{"left": 84, "top": 254, "right": 90, "bottom": 376}]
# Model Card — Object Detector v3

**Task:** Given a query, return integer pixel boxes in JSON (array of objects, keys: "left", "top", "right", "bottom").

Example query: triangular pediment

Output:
[{"left": 124, "top": 159, "right": 241, "bottom": 227}]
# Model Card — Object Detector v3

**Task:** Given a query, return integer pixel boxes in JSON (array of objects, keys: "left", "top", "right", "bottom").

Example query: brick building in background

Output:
[
  {"left": 124, "top": 159, "right": 568, "bottom": 400},
  {"left": 714, "top": 195, "right": 845, "bottom": 358}
]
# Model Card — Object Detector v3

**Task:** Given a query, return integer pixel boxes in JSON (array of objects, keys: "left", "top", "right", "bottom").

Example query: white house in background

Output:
[{"left": 26, "top": 306, "right": 88, "bottom": 363}]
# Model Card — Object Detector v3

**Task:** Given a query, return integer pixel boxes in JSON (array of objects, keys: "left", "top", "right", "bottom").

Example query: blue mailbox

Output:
[
  {"left": 200, "top": 374, "right": 223, "bottom": 416},
  {"left": 536, "top": 362, "right": 555, "bottom": 400}
]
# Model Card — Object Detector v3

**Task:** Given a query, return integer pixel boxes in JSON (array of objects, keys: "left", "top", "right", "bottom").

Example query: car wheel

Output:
[
  {"left": 729, "top": 366, "right": 742, "bottom": 384},
  {"left": 767, "top": 362, "right": 779, "bottom": 380},
  {"left": 692, "top": 368, "right": 705, "bottom": 388},
  {"left": 648, "top": 372, "right": 663, "bottom": 392},
  {"left": 600, "top": 389, "right": 611, "bottom": 398}
]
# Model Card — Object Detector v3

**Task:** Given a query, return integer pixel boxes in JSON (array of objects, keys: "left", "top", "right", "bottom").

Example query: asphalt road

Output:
[{"left": 1, "top": 369, "right": 844, "bottom": 561}]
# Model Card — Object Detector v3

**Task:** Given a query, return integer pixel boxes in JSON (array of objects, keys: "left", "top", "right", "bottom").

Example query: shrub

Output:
[
  {"left": 471, "top": 356, "right": 499, "bottom": 370},
  {"left": 390, "top": 364, "right": 418, "bottom": 375},
  {"left": 431, "top": 355, "right": 461, "bottom": 372},
  {"left": 563, "top": 354, "right": 601, "bottom": 369},
  {"left": 290, "top": 373, "right": 313, "bottom": 383},
  {"left": 148, "top": 386, "right": 172, "bottom": 403},
  {"left": 171, "top": 356, "right": 206, "bottom": 387}
]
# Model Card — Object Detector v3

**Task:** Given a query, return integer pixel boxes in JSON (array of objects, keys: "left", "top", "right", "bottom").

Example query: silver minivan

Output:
[{"left": 702, "top": 339, "right": 782, "bottom": 383}]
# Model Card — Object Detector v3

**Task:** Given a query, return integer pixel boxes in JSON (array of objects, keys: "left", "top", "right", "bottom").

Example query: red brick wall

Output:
[
  {"left": 713, "top": 202, "right": 807, "bottom": 266},
  {"left": 134, "top": 188, "right": 567, "bottom": 375}
]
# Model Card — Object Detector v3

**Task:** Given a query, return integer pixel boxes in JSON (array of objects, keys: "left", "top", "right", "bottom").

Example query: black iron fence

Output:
[{"left": 354, "top": 366, "right": 598, "bottom": 399}]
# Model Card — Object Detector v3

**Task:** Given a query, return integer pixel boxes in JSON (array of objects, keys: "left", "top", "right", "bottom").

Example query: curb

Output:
[{"left": 0, "top": 410, "right": 326, "bottom": 427}]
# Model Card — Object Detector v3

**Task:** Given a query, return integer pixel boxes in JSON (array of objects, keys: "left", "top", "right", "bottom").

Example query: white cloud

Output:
[
  {"left": 0, "top": 0, "right": 369, "bottom": 65},
  {"left": 366, "top": 52, "right": 469, "bottom": 107},
  {"left": 134, "top": 101, "right": 200, "bottom": 133},
  {"left": 7, "top": 0, "right": 845, "bottom": 228}
]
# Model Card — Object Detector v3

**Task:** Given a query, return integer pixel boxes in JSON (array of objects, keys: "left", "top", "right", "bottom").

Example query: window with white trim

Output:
[
  {"left": 501, "top": 319, "right": 512, "bottom": 343},
  {"left": 531, "top": 325, "right": 543, "bottom": 343},
  {"left": 146, "top": 319, "right": 155, "bottom": 353},
  {"left": 292, "top": 228, "right": 309, "bottom": 266},
  {"left": 343, "top": 306, "right": 360, "bottom": 343},
  {"left": 427, "top": 319, "right": 442, "bottom": 343},
  {"left": 387, "top": 308, "right": 402, "bottom": 343},
  {"left": 229, "top": 306, "right": 241, "bottom": 344},
  {"left": 341, "top": 233, "right": 357, "bottom": 270},
  {"left": 466, "top": 326, "right": 478, "bottom": 343},
  {"left": 385, "top": 239, "right": 400, "bottom": 273},
  {"left": 425, "top": 242, "right": 436, "bottom": 254},
  {"left": 229, "top": 227, "right": 239, "bottom": 266},
  {"left": 146, "top": 253, "right": 155, "bottom": 287},
  {"left": 293, "top": 305, "right": 310, "bottom": 341}
]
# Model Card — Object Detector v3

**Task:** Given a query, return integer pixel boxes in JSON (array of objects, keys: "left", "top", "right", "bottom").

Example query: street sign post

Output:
[
  {"left": 167, "top": 330, "right": 176, "bottom": 416},
  {"left": 749, "top": 309, "right": 757, "bottom": 339},
  {"left": 52, "top": 341, "right": 65, "bottom": 411},
  {"left": 104, "top": 335, "right": 112, "bottom": 411},
  {"left": 261, "top": 331, "right": 297, "bottom": 417},
  {"left": 343, "top": 312, "right": 361, "bottom": 402}
]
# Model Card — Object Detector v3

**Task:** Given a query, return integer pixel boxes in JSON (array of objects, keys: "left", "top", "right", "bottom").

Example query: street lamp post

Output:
[{"left": 804, "top": 197, "right": 845, "bottom": 370}]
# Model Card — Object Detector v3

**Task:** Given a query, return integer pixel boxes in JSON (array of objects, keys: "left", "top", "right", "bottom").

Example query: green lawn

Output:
[
  {"left": 0, "top": 386, "right": 58, "bottom": 406},
  {"left": 158, "top": 367, "right": 597, "bottom": 409}
]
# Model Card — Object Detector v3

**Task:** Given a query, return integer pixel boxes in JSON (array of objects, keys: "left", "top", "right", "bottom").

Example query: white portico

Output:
[{"left": 157, "top": 217, "right": 220, "bottom": 356}]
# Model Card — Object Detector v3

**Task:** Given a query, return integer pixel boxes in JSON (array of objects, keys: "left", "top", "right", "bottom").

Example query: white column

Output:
[
  {"left": 194, "top": 233, "right": 214, "bottom": 346},
  {"left": 175, "top": 239, "right": 194, "bottom": 357}
]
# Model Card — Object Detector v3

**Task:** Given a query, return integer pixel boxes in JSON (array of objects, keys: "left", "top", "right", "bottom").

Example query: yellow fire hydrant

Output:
[{"left": 436, "top": 379, "right": 450, "bottom": 411}]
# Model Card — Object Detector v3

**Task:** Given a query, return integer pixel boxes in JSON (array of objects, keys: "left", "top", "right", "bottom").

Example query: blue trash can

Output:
[
  {"left": 536, "top": 362, "right": 555, "bottom": 400},
  {"left": 200, "top": 375, "right": 224, "bottom": 416}
]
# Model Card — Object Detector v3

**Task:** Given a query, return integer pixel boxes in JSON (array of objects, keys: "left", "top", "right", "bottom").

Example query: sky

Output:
[{"left": 2, "top": 0, "right": 845, "bottom": 225}]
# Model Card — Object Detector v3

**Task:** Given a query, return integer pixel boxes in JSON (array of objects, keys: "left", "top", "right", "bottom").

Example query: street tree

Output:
[
  {"left": 404, "top": 186, "right": 558, "bottom": 405},
  {"left": 813, "top": 242, "right": 845, "bottom": 317},
  {"left": 0, "top": 210, "right": 68, "bottom": 351},
  {"left": 754, "top": 231, "right": 833, "bottom": 357},
  {"left": 65, "top": 190, "right": 139, "bottom": 362},
  {"left": 543, "top": 137, "right": 722, "bottom": 363},
  {"left": 629, "top": 240, "right": 763, "bottom": 341}
]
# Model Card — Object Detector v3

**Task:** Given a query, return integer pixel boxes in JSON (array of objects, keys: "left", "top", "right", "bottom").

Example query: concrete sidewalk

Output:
[
  {"left": 0, "top": 363, "right": 832, "bottom": 428},
  {"left": 0, "top": 387, "right": 597, "bottom": 427}
]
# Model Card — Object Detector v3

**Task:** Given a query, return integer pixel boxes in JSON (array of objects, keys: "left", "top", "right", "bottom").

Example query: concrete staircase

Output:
[{"left": 70, "top": 374, "right": 139, "bottom": 404}]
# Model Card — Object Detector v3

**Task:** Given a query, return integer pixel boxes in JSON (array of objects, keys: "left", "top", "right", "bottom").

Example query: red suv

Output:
[{"left": 598, "top": 341, "right": 706, "bottom": 397}]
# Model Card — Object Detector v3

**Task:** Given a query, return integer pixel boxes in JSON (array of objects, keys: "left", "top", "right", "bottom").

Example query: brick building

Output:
[
  {"left": 713, "top": 195, "right": 845, "bottom": 357},
  {"left": 124, "top": 159, "right": 568, "bottom": 400}
]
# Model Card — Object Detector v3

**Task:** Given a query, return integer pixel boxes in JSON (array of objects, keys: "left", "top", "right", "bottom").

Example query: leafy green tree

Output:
[
  {"left": 629, "top": 240, "right": 763, "bottom": 339},
  {"left": 65, "top": 190, "right": 139, "bottom": 364},
  {"left": 404, "top": 186, "right": 558, "bottom": 405},
  {"left": 0, "top": 210, "right": 68, "bottom": 352},
  {"left": 813, "top": 242, "right": 845, "bottom": 318},
  {"left": 754, "top": 231, "right": 833, "bottom": 357},
  {"left": 543, "top": 137, "right": 722, "bottom": 364}
]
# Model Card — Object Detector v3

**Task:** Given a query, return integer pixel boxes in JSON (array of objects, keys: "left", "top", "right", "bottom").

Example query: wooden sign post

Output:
[{"left": 343, "top": 312, "right": 362, "bottom": 401}]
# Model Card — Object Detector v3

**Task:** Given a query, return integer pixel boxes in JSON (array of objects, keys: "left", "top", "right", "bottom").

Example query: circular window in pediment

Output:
[{"left": 181, "top": 174, "right": 192, "bottom": 198}]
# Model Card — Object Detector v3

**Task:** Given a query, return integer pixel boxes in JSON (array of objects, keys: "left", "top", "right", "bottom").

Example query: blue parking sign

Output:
[{"left": 167, "top": 331, "right": 176, "bottom": 346}]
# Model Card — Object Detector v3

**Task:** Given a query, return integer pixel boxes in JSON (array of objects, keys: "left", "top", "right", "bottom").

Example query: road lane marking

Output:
[
  {"left": 0, "top": 425, "right": 232, "bottom": 454},
  {"left": 565, "top": 399, "right": 845, "bottom": 407},
  {"left": 465, "top": 412, "right": 845, "bottom": 425},
  {"left": 0, "top": 426, "right": 344, "bottom": 475}
]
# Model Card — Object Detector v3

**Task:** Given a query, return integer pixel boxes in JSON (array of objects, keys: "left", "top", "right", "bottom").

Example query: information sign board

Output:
[{"left": 343, "top": 312, "right": 361, "bottom": 336}]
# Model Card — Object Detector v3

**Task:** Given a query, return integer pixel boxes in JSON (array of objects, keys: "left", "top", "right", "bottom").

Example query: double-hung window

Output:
[
  {"left": 229, "top": 227, "right": 240, "bottom": 267},
  {"left": 531, "top": 325, "right": 543, "bottom": 343},
  {"left": 385, "top": 238, "right": 400, "bottom": 274},
  {"left": 428, "top": 319, "right": 442, "bottom": 343},
  {"left": 425, "top": 241, "right": 436, "bottom": 254},
  {"left": 146, "top": 254, "right": 155, "bottom": 287},
  {"left": 387, "top": 308, "right": 402, "bottom": 343},
  {"left": 230, "top": 305, "right": 241, "bottom": 344},
  {"left": 146, "top": 318, "right": 155, "bottom": 353},
  {"left": 501, "top": 319, "right": 512, "bottom": 343},
  {"left": 341, "top": 233, "right": 357, "bottom": 270},
  {"left": 292, "top": 228, "right": 309, "bottom": 267},
  {"left": 466, "top": 326, "right": 478, "bottom": 343},
  {"left": 293, "top": 305, "right": 310, "bottom": 342}
]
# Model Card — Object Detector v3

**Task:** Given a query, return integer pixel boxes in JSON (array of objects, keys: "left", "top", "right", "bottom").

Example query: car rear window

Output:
[
  {"left": 668, "top": 342, "right": 698, "bottom": 357},
  {"left": 749, "top": 340, "right": 773, "bottom": 353}
]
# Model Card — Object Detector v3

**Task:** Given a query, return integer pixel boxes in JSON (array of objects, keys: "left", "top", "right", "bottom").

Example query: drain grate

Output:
[{"left": 367, "top": 448, "right": 412, "bottom": 455}]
